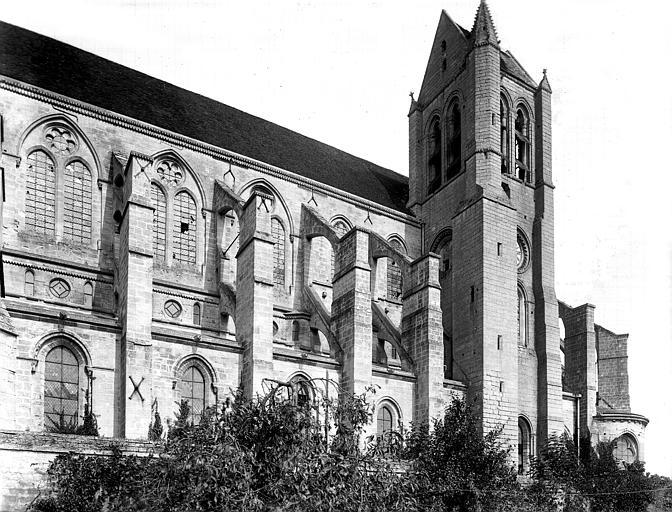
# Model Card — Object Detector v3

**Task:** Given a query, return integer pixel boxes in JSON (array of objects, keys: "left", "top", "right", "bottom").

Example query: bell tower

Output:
[{"left": 409, "top": 0, "right": 564, "bottom": 453}]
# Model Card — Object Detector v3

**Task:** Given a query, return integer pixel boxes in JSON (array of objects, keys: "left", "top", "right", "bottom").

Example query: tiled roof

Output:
[{"left": 0, "top": 21, "right": 410, "bottom": 213}]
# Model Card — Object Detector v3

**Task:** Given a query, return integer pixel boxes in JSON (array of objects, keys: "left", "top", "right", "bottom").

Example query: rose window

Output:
[
  {"left": 44, "top": 126, "right": 78, "bottom": 156},
  {"left": 157, "top": 160, "right": 184, "bottom": 186}
]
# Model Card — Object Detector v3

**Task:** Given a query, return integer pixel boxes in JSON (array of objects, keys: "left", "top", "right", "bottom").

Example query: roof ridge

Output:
[{"left": 0, "top": 20, "right": 410, "bottom": 212}]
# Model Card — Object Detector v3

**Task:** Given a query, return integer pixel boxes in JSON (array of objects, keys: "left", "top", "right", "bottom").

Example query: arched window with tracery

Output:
[
  {"left": 386, "top": 239, "right": 405, "bottom": 301},
  {"left": 180, "top": 364, "right": 206, "bottom": 424},
  {"left": 25, "top": 150, "right": 56, "bottom": 235},
  {"left": 290, "top": 375, "right": 314, "bottom": 407},
  {"left": 330, "top": 220, "right": 350, "bottom": 277},
  {"left": 44, "top": 345, "right": 79, "bottom": 429},
  {"left": 515, "top": 107, "right": 531, "bottom": 182},
  {"left": 614, "top": 434, "right": 638, "bottom": 464},
  {"left": 518, "top": 417, "right": 532, "bottom": 474},
  {"left": 446, "top": 101, "right": 462, "bottom": 180},
  {"left": 63, "top": 161, "right": 92, "bottom": 243},
  {"left": 377, "top": 405, "right": 394, "bottom": 436},
  {"left": 173, "top": 191, "right": 197, "bottom": 264},
  {"left": 151, "top": 183, "right": 167, "bottom": 260},
  {"left": 501, "top": 97, "right": 510, "bottom": 174},
  {"left": 427, "top": 116, "right": 442, "bottom": 194},
  {"left": 518, "top": 285, "right": 528, "bottom": 347},
  {"left": 272, "top": 218, "right": 286, "bottom": 286}
]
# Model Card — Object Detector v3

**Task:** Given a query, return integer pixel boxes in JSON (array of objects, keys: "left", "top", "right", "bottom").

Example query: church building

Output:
[{"left": 0, "top": 2, "right": 647, "bottom": 506}]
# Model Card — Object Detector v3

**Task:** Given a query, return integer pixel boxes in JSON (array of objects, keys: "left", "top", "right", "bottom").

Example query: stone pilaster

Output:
[
  {"left": 332, "top": 228, "right": 371, "bottom": 397},
  {"left": 401, "top": 253, "right": 444, "bottom": 424},
  {"left": 236, "top": 191, "right": 274, "bottom": 398}
]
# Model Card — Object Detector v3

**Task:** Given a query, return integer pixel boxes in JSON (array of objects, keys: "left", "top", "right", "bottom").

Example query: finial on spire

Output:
[
  {"left": 409, "top": 91, "right": 415, "bottom": 102},
  {"left": 408, "top": 91, "right": 419, "bottom": 115},
  {"left": 471, "top": 0, "right": 499, "bottom": 48}
]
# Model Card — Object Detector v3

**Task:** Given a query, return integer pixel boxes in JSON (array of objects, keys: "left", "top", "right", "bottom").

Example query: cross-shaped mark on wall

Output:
[{"left": 129, "top": 376, "right": 145, "bottom": 402}]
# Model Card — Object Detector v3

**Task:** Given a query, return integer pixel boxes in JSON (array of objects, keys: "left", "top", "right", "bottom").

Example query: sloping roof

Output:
[
  {"left": 0, "top": 21, "right": 410, "bottom": 213},
  {"left": 455, "top": 24, "right": 537, "bottom": 89},
  {"left": 0, "top": 299, "right": 16, "bottom": 335}
]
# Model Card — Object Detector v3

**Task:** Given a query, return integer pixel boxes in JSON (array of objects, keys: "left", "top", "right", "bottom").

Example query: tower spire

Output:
[{"left": 471, "top": 0, "right": 499, "bottom": 48}]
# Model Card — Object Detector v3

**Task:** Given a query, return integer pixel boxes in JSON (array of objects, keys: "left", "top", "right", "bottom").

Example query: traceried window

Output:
[
  {"left": 290, "top": 376, "right": 313, "bottom": 407},
  {"left": 613, "top": 434, "right": 638, "bottom": 465},
  {"left": 515, "top": 107, "right": 531, "bottom": 182},
  {"left": 377, "top": 405, "right": 394, "bottom": 436},
  {"left": 151, "top": 184, "right": 167, "bottom": 260},
  {"left": 427, "top": 117, "right": 442, "bottom": 194},
  {"left": 63, "top": 161, "right": 92, "bottom": 243},
  {"left": 446, "top": 101, "right": 462, "bottom": 180},
  {"left": 44, "top": 345, "right": 79, "bottom": 429},
  {"left": 501, "top": 97, "right": 510, "bottom": 174},
  {"left": 25, "top": 150, "right": 56, "bottom": 235},
  {"left": 386, "top": 239, "right": 405, "bottom": 301},
  {"left": 173, "top": 191, "right": 197, "bottom": 264},
  {"left": 180, "top": 365, "right": 206, "bottom": 424},
  {"left": 272, "top": 218, "right": 286, "bottom": 286}
]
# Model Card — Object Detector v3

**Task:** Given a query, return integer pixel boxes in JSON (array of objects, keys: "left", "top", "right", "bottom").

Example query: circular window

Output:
[
  {"left": 156, "top": 160, "right": 184, "bottom": 186},
  {"left": 49, "top": 278, "right": 71, "bottom": 298},
  {"left": 44, "top": 126, "right": 78, "bottom": 156},
  {"left": 164, "top": 300, "right": 182, "bottom": 318},
  {"left": 516, "top": 231, "right": 530, "bottom": 273}
]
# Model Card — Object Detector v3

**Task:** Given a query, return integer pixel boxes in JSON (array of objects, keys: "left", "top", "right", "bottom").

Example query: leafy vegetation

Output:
[{"left": 29, "top": 383, "right": 667, "bottom": 512}]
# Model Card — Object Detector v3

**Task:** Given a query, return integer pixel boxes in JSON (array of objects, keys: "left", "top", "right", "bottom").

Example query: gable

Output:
[{"left": 417, "top": 11, "right": 470, "bottom": 105}]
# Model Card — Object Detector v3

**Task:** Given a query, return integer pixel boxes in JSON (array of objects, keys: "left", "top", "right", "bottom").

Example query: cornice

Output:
[
  {"left": 0, "top": 76, "right": 420, "bottom": 227},
  {"left": 4, "top": 257, "right": 113, "bottom": 284}
]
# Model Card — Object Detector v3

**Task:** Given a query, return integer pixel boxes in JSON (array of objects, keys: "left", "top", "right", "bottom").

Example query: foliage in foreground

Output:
[{"left": 29, "top": 385, "right": 664, "bottom": 512}]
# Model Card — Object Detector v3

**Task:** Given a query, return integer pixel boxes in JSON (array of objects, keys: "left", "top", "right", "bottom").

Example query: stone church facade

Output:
[{"left": 0, "top": 1, "right": 647, "bottom": 506}]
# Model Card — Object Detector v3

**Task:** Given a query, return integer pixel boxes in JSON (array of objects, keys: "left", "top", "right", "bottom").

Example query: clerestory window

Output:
[{"left": 501, "top": 97, "right": 510, "bottom": 174}]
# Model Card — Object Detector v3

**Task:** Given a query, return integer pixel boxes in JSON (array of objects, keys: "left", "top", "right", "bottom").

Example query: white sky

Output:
[{"left": 3, "top": 0, "right": 671, "bottom": 476}]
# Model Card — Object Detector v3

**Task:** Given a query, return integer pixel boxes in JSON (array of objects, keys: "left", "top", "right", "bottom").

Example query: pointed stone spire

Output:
[
  {"left": 471, "top": 0, "right": 499, "bottom": 48},
  {"left": 538, "top": 68, "right": 552, "bottom": 93}
]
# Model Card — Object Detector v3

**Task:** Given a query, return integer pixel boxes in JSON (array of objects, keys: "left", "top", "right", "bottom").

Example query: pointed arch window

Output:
[
  {"left": 377, "top": 405, "right": 394, "bottom": 435},
  {"left": 386, "top": 239, "right": 405, "bottom": 301},
  {"left": 614, "top": 434, "right": 638, "bottom": 464},
  {"left": 427, "top": 117, "right": 442, "bottom": 194},
  {"left": 518, "top": 417, "right": 532, "bottom": 474},
  {"left": 151, "top": 184, "right": 167, "bottom": 260},
  {"left": 515, "top": 107, "right": 531, "bottom": 182},
  {"left": 193, "top": 303, "right": 201, "bottom": 326},
  {"left": 63, "top": 161, "right": 92, "bottom": 243},
  {"left": 290, "top": 376, "right": 314, "bottom": 407},
  {"left": 271, "top": 218, "right": 286, "bottom": 287},
  {"left": 44, "top": 345, "right": 79, "bottom": 430},
  {"left": 518, "top": 285, "right": 528, "bottom": 347},
  {"left": 501, "top": 97, "right": 510, "bottom": 174},
  {"left": 180, "top": 365, "right": 206, "bottom": 424},
  {"left": 446, "top": 101, "right": 462, "bottom": 180},
  {"left": 25, "top": 269, "right": 35, "bottom": 296},
  {"left": 173, "top": 191, "right": 197, "bottom": 264},
  {"left": 25, "top": 150, "right": 56, "bottom": 235}
]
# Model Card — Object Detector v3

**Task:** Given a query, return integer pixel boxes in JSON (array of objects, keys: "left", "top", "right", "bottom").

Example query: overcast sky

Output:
[{"left": 4, "top": 0, "right": 671, "bottom": 476}]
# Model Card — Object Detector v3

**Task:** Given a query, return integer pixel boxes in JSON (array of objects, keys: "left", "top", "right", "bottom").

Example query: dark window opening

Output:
[
  {"left": 515, "top": 108, "right": 531, "bottom": 182},
  {"left": 501, "top": 98, "right": 510, "bottom": 174},
  {"left": 446, "top": 102, "right": 462, "bottom": 181},
  {"left": 181, "top": 222, "right": 189, "bottom": 233},
  {"left": 427, "top": 118, "right": 442, "bottom": 194}
]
